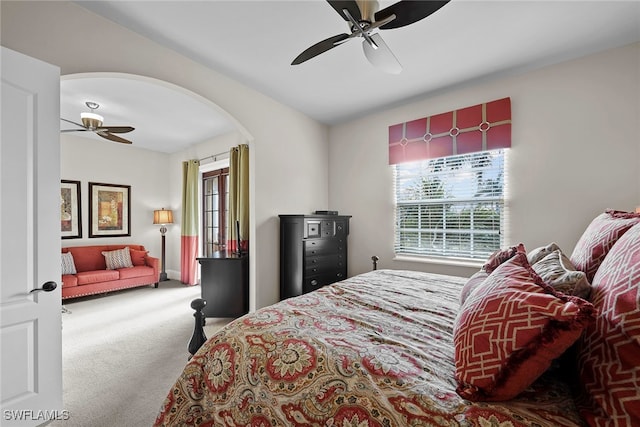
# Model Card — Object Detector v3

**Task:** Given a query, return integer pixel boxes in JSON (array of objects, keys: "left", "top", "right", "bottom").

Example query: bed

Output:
[{"left": 155, "top": 210, "right": 640, "bottom": 427}]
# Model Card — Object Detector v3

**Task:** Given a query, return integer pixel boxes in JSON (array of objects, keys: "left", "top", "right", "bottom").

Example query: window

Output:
[
  {"left": 394, "top": 149, "right": 506, "bottom": 261},
  {"left": 202, "top": 167, "right": 229, "bottom": 256}
]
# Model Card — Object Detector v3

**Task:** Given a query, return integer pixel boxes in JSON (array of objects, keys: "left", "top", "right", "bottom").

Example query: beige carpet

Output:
[{"left": 50, "top": 281, "right": 230, "bottom": 427}]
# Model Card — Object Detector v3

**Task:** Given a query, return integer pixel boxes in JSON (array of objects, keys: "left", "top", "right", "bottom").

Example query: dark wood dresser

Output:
[
  {"left": 279, "top": 214, "right": 351, "bottom": 300},
  {"left": 197, "top": 251, "right": 248, "bottom": 318}
]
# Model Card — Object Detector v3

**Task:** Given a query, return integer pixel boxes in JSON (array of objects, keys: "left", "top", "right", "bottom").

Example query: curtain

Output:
[
  {"left": 181, "top": 159, "right": 200, "bottom": 285},
  {"left": 388, "top": 97, "right": 511, "bottom": 165},
  {"left": 227, "top": 144, "right": 249, "bottom": 252}
]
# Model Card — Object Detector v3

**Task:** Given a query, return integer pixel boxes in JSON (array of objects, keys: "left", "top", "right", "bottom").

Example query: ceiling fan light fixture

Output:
[{"left": 80, "top": 112, "right": 104, "bottom": 129}]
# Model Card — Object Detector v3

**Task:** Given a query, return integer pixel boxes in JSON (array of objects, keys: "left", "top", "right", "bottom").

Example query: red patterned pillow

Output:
[
  {"left": 576, "top": 223, "right": 640, "bottom": 426},
  {"left": 570, "top": 209, "right": 640, "bottom": 282},
  {"left": 460, "top": 270, "right": 488, "bottom": 305},
  {"left": 454, "top": 253, "right": 595, "bottom": 401},
  {"left": 483, "top": 243, "right": 526, "bottom": 274},
  {"left": 130, "top": 249, "right": 149, "bottom": 266}
]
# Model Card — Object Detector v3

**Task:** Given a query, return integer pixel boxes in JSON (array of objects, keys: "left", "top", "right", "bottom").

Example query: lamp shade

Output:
[{"left": 153, "top": 208, "right": 174, "bottom": 225}]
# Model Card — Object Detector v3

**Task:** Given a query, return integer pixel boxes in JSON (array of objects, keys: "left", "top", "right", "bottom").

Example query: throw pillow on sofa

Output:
[
  {"left": 102, "top": 247, "right": 134, "bottom": 270},
  {"left": 129, "top": 248, "right": 149, "bottom": 266},
  {"left": 61, "top": 252, "right": 76, "bottom": 275}
]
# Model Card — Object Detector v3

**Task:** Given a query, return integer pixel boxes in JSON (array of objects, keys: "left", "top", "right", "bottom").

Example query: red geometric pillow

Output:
[
  {"left": 130, "top": 248, "right": 149, "bottom": 266},
  {"left": 460, "top": 269, "right": 488, "bottom": 305},
  {"left": 454, "top": 253, "right": 595, "bottom": 401},
  {"left": 575, "top": 223, "right": 640, "bottom": 426},
  {"left": 483, "top": 243, "right": 526, "bottom": 274},
  {"left": 570, "top": 209, "right": 640, "bottom": 282}
]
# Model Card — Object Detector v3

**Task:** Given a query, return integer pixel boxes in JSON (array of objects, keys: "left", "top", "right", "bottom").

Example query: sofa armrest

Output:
[{"left": 144, "top": 255, "right": 160, "bottom": 282}]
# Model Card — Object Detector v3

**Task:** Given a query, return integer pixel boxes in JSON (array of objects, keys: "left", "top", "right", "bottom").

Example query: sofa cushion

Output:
[
  {"left": 570, "top": 209, "right": 640, "bottom": 282},
  {"left": 576, "top": 222, "right": 640, "bottom": 425},
  {"left": 61, "top": 252, "right": 77, "bottom": 275},
  {"left": 102, "top": 247, "right": 133, "bottom": 270},
  {"left": 130, "top": 249, "right": 149, "bottom": 266},
  {"left": 76, "top": 270, "right": 119, "bottom": 285},
  {"left": 61, "top": 274, "right": 78, "bottom": 288},
  {"left": 118, "top": 265, "right": 154, "bottom": 280},
  {"left": 454, "top": 252, "right": 595, "bottom": 401},
  {"left": 532, "top": 250, "right": 592, "bottom": 300}
]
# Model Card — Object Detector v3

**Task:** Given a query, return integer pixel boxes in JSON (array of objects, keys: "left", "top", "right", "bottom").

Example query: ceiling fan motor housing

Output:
[{"left": 81, "top": 113, "right": 104, "bottom": 130}]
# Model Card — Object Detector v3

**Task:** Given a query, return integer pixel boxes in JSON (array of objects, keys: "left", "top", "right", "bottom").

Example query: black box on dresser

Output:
[{"left": 279, "top": 214, "right": 351, "bottom": 300}]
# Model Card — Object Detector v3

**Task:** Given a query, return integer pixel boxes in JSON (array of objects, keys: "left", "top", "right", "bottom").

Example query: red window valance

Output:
[{"left": 388, "top": 97, "right": 511, "bottom": 165}]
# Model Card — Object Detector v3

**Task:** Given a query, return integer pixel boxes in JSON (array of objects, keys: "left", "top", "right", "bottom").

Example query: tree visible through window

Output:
[
  {"left": 394, "top": 150, "right": 506, "bottom": 260},
  {"left": 202, "top": 167, "right": 229, "bottom": 256}
]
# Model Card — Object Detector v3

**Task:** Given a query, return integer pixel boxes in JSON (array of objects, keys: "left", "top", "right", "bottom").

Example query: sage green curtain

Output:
[
  {"left": 181, "top": 159, "right": 200, "bottom": 285},
  {"left": 227, "top": 144, "right": 249, "bottom": 252}
]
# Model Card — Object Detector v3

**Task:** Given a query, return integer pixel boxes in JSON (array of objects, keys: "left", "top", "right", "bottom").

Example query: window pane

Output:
[{"left": 394, "top": 150, "right": 506, "bottom": 260}]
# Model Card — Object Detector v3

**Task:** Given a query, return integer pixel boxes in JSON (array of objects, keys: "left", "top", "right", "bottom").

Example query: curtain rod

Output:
[{"left": 199, "top": 150, "right": 229, "bottom": 162}]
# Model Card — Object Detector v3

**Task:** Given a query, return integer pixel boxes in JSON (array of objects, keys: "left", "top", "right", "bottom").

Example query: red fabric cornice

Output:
[{"left": 388, "top": 97, "right": 511, "bottom": 165}]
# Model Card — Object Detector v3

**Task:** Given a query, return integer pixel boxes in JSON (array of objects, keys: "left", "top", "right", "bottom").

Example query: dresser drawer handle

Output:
[{"left": 310, "top": 279, "right": 318, "bottom": 286}]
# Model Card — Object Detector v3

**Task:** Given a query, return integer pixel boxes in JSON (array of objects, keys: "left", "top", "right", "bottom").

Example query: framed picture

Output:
[
  {"left": 89, "top": 182, "right": 131, "bottom": 238},
  {"left": 61, "top": 180, "right": 82, "bottom": 239}
]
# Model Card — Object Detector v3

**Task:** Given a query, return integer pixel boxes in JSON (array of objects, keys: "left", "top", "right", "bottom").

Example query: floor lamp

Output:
[{"left": 153, "top": 208, "right": 173, "bottom": 282}]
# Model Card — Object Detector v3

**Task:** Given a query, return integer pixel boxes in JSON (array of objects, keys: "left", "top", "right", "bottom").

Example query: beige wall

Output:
[
  {"left": 329, "top": 42, "right": 640, "bottom": 278},
  {"left": 5, "top": 2, "right": 639, "bottom": 308},
  {"left": 2, "top": 1, "right": 329, "bottom": 309},
  {"left": 60, "top": 134, "right": 170, "bottom": 256}
]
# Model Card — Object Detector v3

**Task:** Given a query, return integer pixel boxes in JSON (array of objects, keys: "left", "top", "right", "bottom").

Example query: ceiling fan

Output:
[
  {"left": 61, "top": 101, "right": 135, "bottom": 144},
  {"left": 292, "top": 0, "right": 449, "bottom": 74}
]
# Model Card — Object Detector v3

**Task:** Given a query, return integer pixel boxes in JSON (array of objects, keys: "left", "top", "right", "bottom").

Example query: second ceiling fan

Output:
[
  {"left": 292, "top": 0, "right": 450, "bottom": 74},
  {"left": 61, "top": 101, "right": 135, "bottom": 145}
]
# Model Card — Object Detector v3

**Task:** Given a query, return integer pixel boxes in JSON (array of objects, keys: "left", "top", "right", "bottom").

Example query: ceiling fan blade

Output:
[
  {"left": 326, "top": 0, "right": 361, "bottom": 21},
  {"left": 60, "top": 129, "right": 90, "bottom": 133},
  {"left": 375, "top": 0, "right": 449, "bottom": 30},
  {"left": 60, "top": 117, "right": 87, "bottom": 128},
  {"left": 96, "top": 131, "right": 133, "bottom": 144},
  {"left": 292, "top": 33, "right": 351, "bottom": 65},
  {"left": 96, "top": 126, "right": 135, "bottom": 134},
  {"left": 362, "top": 33, "right": 402, "bottom": 74}
]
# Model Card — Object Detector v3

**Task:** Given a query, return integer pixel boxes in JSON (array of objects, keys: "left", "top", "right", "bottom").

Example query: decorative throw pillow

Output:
[
  {"left": 129, "top": 249, "right": 148, "bottom": 266},
  {"left": 575, "top": 223, "right": 640, "bottom": 426},
  {"left": 102, "top": 247, "right": 134, "bottom": 270},
  {"left": 532, "top": 250, "right": 592, "bottom": 300},
  {"left": 570, "top": 209, "right": 640, "bottom": 282},
  {"left": 454, "top": 253, "right": 595, "bottom": 401},
  {"left": 61, "top": 252, "right": 77, "bottom": 275},
  {"left": 527, "top": 242, "right": 561, "bottom": 265},
  {"left": 460, "top": 269, "right": 488, "bottom": 305},
  {"left": 483, "top": 243, "right": 526, "bottom": 274}
]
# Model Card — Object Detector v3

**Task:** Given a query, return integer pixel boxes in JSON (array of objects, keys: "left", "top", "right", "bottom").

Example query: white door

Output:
[{"left": 1, "top": 47, "right": 63, "bottom": 426}]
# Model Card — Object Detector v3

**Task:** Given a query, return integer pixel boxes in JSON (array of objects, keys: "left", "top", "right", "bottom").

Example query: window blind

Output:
[{"left": 394, "top": 150, "right": 506, "bottom": 260}]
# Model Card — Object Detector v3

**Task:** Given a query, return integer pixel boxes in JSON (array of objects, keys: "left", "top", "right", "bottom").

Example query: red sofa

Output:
[{"left": 61, "top": 244, "right": 159, "bottom": 300}]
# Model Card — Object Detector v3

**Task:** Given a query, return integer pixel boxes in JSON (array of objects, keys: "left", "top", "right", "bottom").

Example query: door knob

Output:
[{"left": 31, "top": 281, "right": 57, "bottom": 293}]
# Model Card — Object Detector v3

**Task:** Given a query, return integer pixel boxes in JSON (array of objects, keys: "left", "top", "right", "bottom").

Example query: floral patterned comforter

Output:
[{"left": 154, "top": 269, "right": 584, "bottom": 426}]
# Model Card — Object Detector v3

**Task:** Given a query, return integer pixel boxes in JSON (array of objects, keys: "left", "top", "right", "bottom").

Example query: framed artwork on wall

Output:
[
  {"left": 61, "top": 180, "right": 82, "bottom": 239},
  {"left": 89, "top": 182, "right": 131, "bottom": 238}
]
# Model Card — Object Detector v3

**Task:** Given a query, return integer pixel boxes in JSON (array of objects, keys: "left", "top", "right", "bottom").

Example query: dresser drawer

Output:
[
  {"left": 304, "top": 238, "right": 346, "bottom": 257},
  {"left": 304, "top": 253, "right": 345, "bottom": 275},
  {"left": 303, "top": 269, "right": 346, "bottom": 293}
]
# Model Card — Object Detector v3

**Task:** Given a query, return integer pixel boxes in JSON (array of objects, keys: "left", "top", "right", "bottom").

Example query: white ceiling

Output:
[{"left": 67, "top": 0, "right": 640, "bottom": 153}]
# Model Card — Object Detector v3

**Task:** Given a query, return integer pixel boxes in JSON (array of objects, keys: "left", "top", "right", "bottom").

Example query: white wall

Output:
[
  {"left": 2, "top": 1, "right": 329, "bottom": 309},
  {"left": 329, "top": 42, "right": 640, "bottom": 278},
  {"left": 60, "top": 134, "right": 170, "bottom": 257}
]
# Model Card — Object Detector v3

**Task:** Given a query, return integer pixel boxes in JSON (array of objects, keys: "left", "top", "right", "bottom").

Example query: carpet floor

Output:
[{"left": 50, "top": 281, "right": 230, "bottom": 427}]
